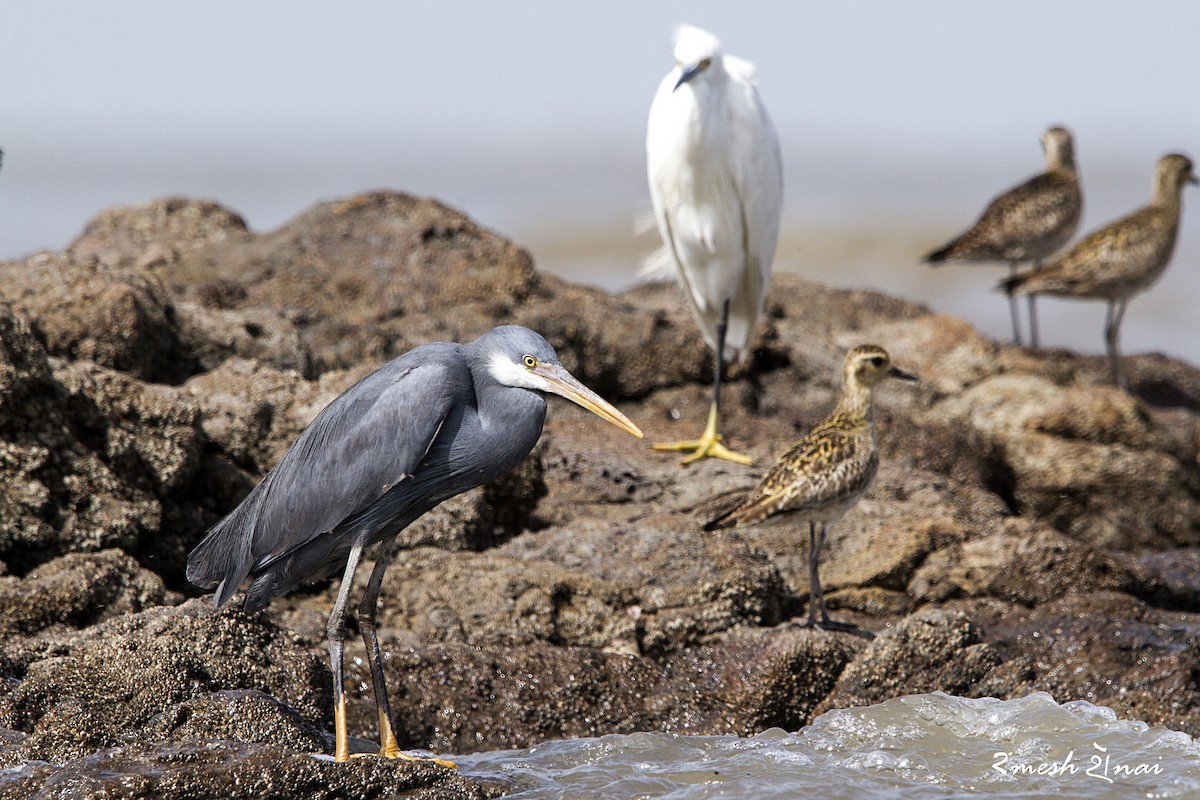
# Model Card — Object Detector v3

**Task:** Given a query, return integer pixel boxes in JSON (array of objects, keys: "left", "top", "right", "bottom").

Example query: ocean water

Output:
[
  {"left": 5, "top": 4, "right": 1200, "bottom": 367},
  {"left": 455, "top": 692, "right": 1200, "bottom": 799}
]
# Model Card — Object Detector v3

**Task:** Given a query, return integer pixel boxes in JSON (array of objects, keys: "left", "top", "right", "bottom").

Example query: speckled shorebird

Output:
[
  {"left": 925, "top": 126, "right": 1082, "bottom": 347},
  {"left": 1001, "top": 153, "right": 1197, "bottom": 389},
  {"left": 704, "top": 345, "right": 916, "bottom": 630}
]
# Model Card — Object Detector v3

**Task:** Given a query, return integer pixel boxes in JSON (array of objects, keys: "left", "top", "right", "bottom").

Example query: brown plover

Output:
[
  {"left": 925, "top": 126, "right": 1082, "bottom": 347},
  {"left": 1001, "top": 153, "right": 1197, "bottom": 389},
  {"left": 704, "top": 345, "right": 917, "bottom": 630}
]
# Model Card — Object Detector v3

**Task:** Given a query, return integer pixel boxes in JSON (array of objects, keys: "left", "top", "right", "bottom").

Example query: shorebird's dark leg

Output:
[
  {"left": 1026, "top": 261, "right": 1040, "bottom": 348},
  {"left": 328, "top": 540, "right": 366, "bottom": 762},
  {"left": 1007, "top": 262, "right": 1024, "bottom": 346},
  {"left": 806, "top": 522, "right": 854, "bottom": 631},
  {"left": 1105, "top": 299, "right": 1129, "bottom": 389}
]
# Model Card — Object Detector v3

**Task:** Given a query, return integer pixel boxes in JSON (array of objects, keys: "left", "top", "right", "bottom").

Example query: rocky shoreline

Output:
[{"left": 1, "top": 193, "right": 1199, "bottom": 798}]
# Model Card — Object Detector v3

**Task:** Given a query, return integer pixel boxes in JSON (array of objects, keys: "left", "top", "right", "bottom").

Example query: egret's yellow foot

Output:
[{"left": 653, "top": 404, "right": 752, "bottom": 466}]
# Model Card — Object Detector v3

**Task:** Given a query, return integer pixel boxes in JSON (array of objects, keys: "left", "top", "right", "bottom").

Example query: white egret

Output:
[{"left": 646, "top": 24, "right": 783, "bottom": 466}]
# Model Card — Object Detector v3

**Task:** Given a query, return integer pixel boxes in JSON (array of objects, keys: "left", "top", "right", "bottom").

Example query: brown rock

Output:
[
  {"left": 938, "top": 373, "right": 1200, "bottom": 549},
  {"left": 5, "top": 189, "right": 1200, "bottom": 790},
  {"left": 0, "top": 550, "right": 178, "bottom": 640},
  {"left": 0, "top": 601, "right": 328, "bottom": 764},
  {"left": 0, "top": 253, "right": 185, "bottom": 383},
  {"left": 0, "top": 739, "right": 498, "bottom": 799},
  {"left": 909, "top": 520, "right": 1152, "bottom": 605},
  {"left": 142, "top": 689, "right": 325, "bottom": 753},
  {"left": 815, "top": 609, "right": 1002, "bottom": 714}
]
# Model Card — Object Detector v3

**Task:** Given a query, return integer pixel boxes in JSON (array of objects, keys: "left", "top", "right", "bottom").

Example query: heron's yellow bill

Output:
[{"left": 535, "top": 364, "right": 644, "bottom": 438}]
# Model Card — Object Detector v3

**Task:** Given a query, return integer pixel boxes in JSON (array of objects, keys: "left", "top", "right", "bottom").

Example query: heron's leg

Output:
[
  {"left": 1105, "top": 299, "right": 1129, "bottom": 389},
  {"left": 653, "top": 298, "right": 754, "bottom": 466},
  {"left": 1008, "top": 262, "right": 1024, "bottom": 346},
  {"left": 358, "top": 537, "right": 401, "bottom": 758},
  {"left": 354, "top": 537, "right": 456, "bottom": 768},
  {"left": 328, "top": 540, "right": 366, "bottom": 762},
  {"left": 1026, "top": 262, "right": 1040, "bottom": 348}
]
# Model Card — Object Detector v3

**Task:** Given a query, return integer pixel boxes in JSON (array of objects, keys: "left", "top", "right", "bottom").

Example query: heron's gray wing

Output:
[
  {"left": 187, "top": 345, "right": 467, "bottom": 606},
  {"left": 255, "top": 358, "right": 465, "bottom": 559}
]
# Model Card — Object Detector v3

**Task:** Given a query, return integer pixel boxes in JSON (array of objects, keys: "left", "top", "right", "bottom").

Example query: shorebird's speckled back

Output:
[
  {"left": 1000, "top": 153, "right": 1196, "bottom": 388},
  {"left": 704, "top": 345, "right": 916, "bottom": 628},
  {"left": 926, "top": 127, "right": 1082, "bottom": 266},
  {"left": 706, "top": 345, "right": 912, "bottom": 529},
  {"left": 1003, "top": 154, "right": 1195, "bottom": 302}
]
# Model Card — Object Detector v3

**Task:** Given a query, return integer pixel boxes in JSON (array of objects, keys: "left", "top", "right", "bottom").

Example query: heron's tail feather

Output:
[
  {"left": 243, "top": 534, "right": 350, "bottom": 614},
  {"left": 186, "top": 482, "right": 272, "bottom": 608},
  {"left": 185, "top": 522, "right": 255, "bottom": 609}
]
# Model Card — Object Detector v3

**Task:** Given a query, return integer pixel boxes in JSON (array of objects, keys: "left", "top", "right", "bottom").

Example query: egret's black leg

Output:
[
  {"left": 712, "top": 296, "right": 728, "bottom": 419},
  {"left": 328, "top": 540, "right": 366, "bottom": 762},
  {"left": 1105, "top": 299, "right": 1129, "bottom": 389},
  {"left": 653, "top": 297, "right": 753, "bottom": 465}
]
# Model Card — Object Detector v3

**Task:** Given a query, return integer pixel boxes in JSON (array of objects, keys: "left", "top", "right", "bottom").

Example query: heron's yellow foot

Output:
[
  {"left": 334, "top": 694, "right": 351, "bottom": 762},
  {"left": 347, "top": 709, "right": 457, "bottom": 768},
  {"left": 350, "top": 748, "right": 458, "bottom": 769},
  {"left": 652, "top": 404, "right": 752, "bottom": 466}
]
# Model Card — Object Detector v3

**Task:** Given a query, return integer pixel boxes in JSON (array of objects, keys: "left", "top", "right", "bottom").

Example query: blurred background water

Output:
[
  {"left": 455, "top": 692, "right": 1200, "bottom": 799},
  {"left": 2, "top": 0, "right": 1198, "bottom": 361}
]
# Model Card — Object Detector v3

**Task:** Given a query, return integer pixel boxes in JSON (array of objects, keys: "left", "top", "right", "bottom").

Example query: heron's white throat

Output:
[{"left": 487, "top": 350, "right": 548, "bottom": 392}]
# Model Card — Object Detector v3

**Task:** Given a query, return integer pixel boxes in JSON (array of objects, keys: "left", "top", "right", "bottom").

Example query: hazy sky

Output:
[{"left": 3, "top": 1, "right": 1198, "bottom": 357}]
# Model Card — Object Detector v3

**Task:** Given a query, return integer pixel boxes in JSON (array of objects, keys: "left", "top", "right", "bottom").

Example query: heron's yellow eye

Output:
[
  {"left": 522, "top": 355, "right": 538, "bottom": 369},
  {"left": 698, "top": 58, "right": 712, "bottom": 70}
]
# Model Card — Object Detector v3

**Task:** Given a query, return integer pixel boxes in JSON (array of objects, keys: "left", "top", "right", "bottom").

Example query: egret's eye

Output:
[
  {"left": 522, "top": 355, "right": 538, "bottom": 369},
  {"left": 698, "top": 58, "right": 712, "bottom": 70}
]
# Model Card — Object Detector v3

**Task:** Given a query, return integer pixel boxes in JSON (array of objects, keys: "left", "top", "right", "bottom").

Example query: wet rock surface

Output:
[{"left": 3, "top": 193, "right": 1200, "bottom": 796}]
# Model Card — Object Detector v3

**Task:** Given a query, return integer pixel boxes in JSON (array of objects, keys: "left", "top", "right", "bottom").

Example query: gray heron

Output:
[{"left": 187, "top": 325, "right": 643, "bottom": 763}]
